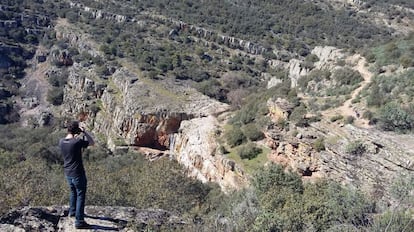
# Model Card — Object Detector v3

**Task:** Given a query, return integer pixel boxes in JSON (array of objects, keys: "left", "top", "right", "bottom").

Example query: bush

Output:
[
  {"left": 251, "top": 165, "right": 374, "bottom": 231},
  {"left": 345, "top": 140, "right": 366, "bottom": 155},
  {"left": 377, "top": 103, "right": 414, "bottom": 132},
  {"left": 313, "top": 138, "right": 325, "bottom": 152},
  {"left": 237, "top": 143, "right": 262, "bottom": 160},
  {"left": 253, "top": 164, "right": 303, "bottom": 194},
  {"left": 87, "top": 154, "right": 212, "bottom": 213},
  {"left": 302, "top": 181, "right": 374, "bottom": 231},
  {"left": 330, "top": 115, "right": 344, "bottom": 122},
  {"left": 47, "top": 88, "right": 64, "bottom": 105},
  {"left": 195, "top": 79, "right": 225, "bottom": 101},
  {"left": 289, "top": 104, "right": 307, "bottom": 123},
  {"left": 362, "top": 110, "right": 373, "bottom": 120},
  {"left": 370, "top": 211, "right": 414, "bottom": 232},
  {"left": 225, "top": 126, "right": 246, "bottom": 147},
  {"left": 241, "top": 123, "right": 264, "bottom": 141}
]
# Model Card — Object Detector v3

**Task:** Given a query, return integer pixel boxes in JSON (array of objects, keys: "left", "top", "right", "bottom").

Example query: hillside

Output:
[{"left": 0, "top": 0, "right": 413, "bottom": 231}]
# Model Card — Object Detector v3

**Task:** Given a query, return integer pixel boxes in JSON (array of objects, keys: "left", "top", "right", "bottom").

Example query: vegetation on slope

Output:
[
  {"left": 122, "top": 0, "right": 393, "bottom": 51},
  {"left": 359, "top": 34, "right": 414, "bottom": 132},
  {"left": 1, "top": 123, "right": 412, "bottom": 231},
  {"left": 1, "top": 0, "right": 413, "bottom": 231}
]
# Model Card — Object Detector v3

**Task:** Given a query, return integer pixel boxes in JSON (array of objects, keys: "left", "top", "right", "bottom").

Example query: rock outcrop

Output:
[
  {"left": 0, "top": 206, "right": 186, "bottom": 232},
  {"left": 288, "top": 46, "right": 345, "bottom": 88},
  {"left": 311, "top": 46, "right": 344, "bottom": 69},
  {"left": 267, "top": 98, "right": 294, "bottom": 122},
  {"left": 266, "top": 120, "right": 414, "bottom": 202},
  {"left": 170, "top": 116, "right": 248, "bottom": 192},
  {"left": 288, "top": 58, "right": 310, "bottom": 88}
]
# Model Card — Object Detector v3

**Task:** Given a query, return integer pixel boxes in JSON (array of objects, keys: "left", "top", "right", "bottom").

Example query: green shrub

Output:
[
  {"left": 333, "top": 67, "right": 363, "bottom": 86},
  {"left": 345, "top": 140, "right": 366, "bottom": 155},
  {"left": 237, "top": 143, "right": 262, "bottom": 160},
  {"left": 289, "top": 104, "right": 307, "bottom": 123},
  {"left": 362, "top": 110, "right": 374, "bottom": 120},
  {"left": 253, "top": 164, "right": 303, "bottom": 194},
  {"left": 369, "top": 211, "right": 414, "bottom": 232},
  {"left": 400, "top": 55, "right": 414, "bottom": 68},
  {"left": 47, "top": 87, "right": 64, "bottom": 105},
  {"left": 252, "top": 165, "right": 374, "bottom": 232},
  {"left": 313, "top": 138, "right": 326, "bottom": 152},
  {"left": 302, "top": 181, "right": 374, "bottom": 231},
  {"left": 225, "top": 126, "right": 246, "bottom": 147},
  {"left": 330, "top": 115, "right": 344, "bottom": 122},
  {"left": 241, "top": 123, "right": 264, "bottom": 141},
  {"left": 195, "top": 79, "right": 225, "bottom": 101},
  {"left": 377, "top": 103, "right": 414, "bottom": 132}
]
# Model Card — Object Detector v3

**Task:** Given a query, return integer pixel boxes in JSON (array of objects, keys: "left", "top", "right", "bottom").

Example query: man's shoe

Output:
[{"left": 75, "top": 221, "right": 91, "bottom": 229}]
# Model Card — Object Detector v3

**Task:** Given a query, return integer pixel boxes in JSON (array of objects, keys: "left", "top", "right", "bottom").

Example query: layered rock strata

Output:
[{"left": 266, "top": 120, "right": 414, "bottom": 202}]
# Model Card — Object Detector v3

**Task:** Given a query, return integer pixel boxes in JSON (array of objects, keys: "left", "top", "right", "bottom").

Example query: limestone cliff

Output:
[
  {"left": 170, "top": 116, "right": 248, "bottom": 192},
  {"left": 61, "top": 62, "right": 246, "bottom": 190},
  {"left": 55, "top": 19, "right": 245, "bottom": 190}
]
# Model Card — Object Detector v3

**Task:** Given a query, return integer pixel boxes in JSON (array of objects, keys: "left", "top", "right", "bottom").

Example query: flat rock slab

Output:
[
  {"left": 1, "top": 206, "right": 187, "bottom": 232},
  {"left": 57, "top": 215, "right": 123, "bottom": 231}
]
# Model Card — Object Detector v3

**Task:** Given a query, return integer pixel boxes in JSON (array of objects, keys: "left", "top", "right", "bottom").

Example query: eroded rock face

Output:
[
  {"left": 312, "top": 46, "right": 344, "bottom": 63},
  {"left": 0, "top": 206, "right": 186, "bottom": 232},
  {"left": 288, "top": 46, "right": 345, "bottom": 88},
  {"left": 61, "top": 47, "right": 244, "bottom": 190},
  {"left": 266, "top": 121, "right": 414, "bottom": 202},
  {"left": 170, "top": 116, "right": 248, "bottom": 192},
  {"left": 267, "top": 98, "right": 294, "bottom": 122},
  {"left": 288, "top": 58, "right": 310, "bottom": 88}
]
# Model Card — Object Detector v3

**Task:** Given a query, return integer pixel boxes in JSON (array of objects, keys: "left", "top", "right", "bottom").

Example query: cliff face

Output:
[
  {"left": 55, "top": 15, "right": 246, "bottom": 190},
  {"left": 170, "top": 116, "right": 248, "bottom": 192},
  {"left": 61, "top": 61, "right": 246, "bottom": 190}
]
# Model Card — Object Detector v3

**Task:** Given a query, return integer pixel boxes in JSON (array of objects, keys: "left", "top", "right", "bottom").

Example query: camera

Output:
[
  {"left": 66, "top": 120, "right": 84, "bottom": 135},
  {"left": 74, "top": 126, "right": 83, "bottom": 135}
]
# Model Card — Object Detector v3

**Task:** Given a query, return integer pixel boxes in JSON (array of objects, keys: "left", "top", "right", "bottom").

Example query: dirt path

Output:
[{"left": 322, "top": 55, "right": 373, "bottom": 128}]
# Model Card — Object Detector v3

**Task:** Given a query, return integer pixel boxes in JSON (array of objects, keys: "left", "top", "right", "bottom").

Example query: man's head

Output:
[{"left": 67, "top": 120, "right": 82, "bottom": 135}]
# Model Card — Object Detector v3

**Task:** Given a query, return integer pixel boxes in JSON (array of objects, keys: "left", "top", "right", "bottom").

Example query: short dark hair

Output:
[{"left": 67, "top": 120, "right": 82, "bottom": 134}]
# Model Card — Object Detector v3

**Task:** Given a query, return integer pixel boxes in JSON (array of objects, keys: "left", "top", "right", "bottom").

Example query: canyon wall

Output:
[{"left": 61, "top": 48, "right": 248, "bottom": 191}]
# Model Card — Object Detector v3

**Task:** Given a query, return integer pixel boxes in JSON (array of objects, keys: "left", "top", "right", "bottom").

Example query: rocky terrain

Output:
[
  {"left": 12, "top": 0, "right": 412, "bottom": 198},
  {"left": 0, "top": 206, "right": 186, "bottom": 232},
  {"left": 1, "top": 1, "right": 413, "bottom": 229}
]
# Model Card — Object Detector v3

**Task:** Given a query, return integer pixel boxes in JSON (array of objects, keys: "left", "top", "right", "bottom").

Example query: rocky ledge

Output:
[{"left": 0, "top": 206, "right": 186, "bottom": 232}]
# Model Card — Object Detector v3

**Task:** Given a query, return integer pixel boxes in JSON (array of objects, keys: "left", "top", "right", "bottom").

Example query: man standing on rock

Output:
[{"left": 59, "top": 120, "right": 95, "bottom": 229}]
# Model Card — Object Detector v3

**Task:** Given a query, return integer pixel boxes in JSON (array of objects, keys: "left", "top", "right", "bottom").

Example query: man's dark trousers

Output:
[{"left": 66, "top": 174, "right": 87, "bottom": 226}]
